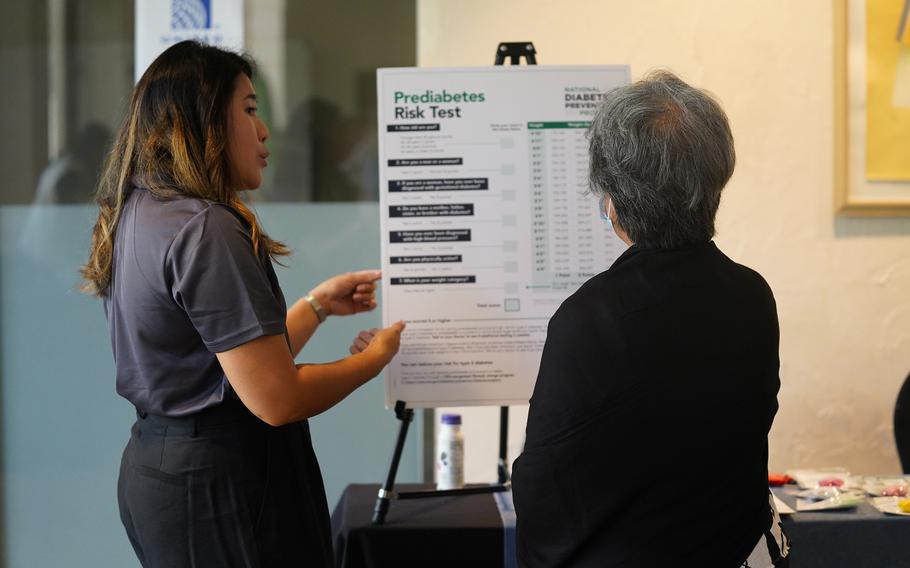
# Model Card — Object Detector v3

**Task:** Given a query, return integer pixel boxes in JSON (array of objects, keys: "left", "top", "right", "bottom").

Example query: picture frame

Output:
[{"left": 834, "top": 0, "right": 910, "bottom": 216}]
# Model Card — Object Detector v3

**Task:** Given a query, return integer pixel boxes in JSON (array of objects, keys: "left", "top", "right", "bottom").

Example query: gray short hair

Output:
[{"left": 588, "top": 70, "right": 735, "bottom": 249}]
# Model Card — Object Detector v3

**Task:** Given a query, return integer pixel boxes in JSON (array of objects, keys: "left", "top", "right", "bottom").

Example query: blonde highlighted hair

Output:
[{"left": 81, "top": 40, "right": 288, "bottom": 296}]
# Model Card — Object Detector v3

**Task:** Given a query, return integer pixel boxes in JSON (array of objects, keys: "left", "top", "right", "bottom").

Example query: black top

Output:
[
  {"left": 104, "top": 186, "right": 287, "bottom": 416},
  {"left": 512, "top": 241, "right": 780, "bottom": 567}
]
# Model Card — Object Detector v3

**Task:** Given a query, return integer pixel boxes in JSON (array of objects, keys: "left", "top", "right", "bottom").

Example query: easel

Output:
[{"left": 372, "top": 42, "right": 538, "bottom": 525}]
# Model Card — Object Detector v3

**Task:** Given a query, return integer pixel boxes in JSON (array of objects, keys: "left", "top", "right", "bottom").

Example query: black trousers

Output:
[{"left": 118, "top": 400, "right": 334, "bottom": 567}]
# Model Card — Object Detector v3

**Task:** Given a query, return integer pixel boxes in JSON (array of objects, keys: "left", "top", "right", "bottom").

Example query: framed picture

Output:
[{"left": 834, "top": 0, "right": 910, "bottom": 216}]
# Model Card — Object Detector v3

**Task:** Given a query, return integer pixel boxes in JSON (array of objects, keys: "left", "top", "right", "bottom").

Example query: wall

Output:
[{"left": 417, "top": 0, "right": 910, "bottom": 480}]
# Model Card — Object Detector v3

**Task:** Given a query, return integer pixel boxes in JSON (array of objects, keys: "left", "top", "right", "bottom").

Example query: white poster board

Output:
[
  {"left": 135, "top": 0, "right": 244, "bottom": 83},
  {"left": 377, "top": 66, "right": 630, "bottom": 408}
]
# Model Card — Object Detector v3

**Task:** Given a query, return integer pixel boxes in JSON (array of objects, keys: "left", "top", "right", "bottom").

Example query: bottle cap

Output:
[{"left": 440, "top": 414, "right": 462, "bottom": 425}]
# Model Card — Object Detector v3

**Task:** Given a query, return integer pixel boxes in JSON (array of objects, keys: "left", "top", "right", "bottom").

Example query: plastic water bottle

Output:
[{"left": 436, "top": 414, "right": 465, "bottom": 490}]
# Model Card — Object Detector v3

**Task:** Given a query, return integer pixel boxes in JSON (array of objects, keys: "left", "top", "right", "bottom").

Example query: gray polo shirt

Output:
[{"left": 103, "top": 187, "right": 287, "bottom": 417}]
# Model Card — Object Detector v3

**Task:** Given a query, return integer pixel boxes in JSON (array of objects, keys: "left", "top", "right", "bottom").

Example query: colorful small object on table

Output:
[
  {"left": 768, "top": 473, "right": 794, "bottom": 486},
  {"left": 882, "top": 485, "right": 909, "bottom": 497},
  {"left": 860, "top": 477, "right": 909, "bottom": 497},
  {"left": 818, "top": 478, "right": 845, "bottom": 487},
  {"left": 786, "top": 467, "right": 851, "bottom": 490},
  {"left": 870, "top": 497, "right": 910, "bottom": 516}
]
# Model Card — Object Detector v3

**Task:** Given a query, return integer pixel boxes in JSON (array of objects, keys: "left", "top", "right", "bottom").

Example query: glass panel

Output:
[
  {"left": 0, "top": 1, "right": 418, "bottom": 565},
  {"left": 1, "top": 0, "right": 416, "bottom": 206},
  {"left": 263, "top": 2, "right": 417, "bottom": 201}
]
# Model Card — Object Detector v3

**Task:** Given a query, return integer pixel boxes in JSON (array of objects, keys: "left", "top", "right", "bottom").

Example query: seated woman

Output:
[{"left": 512, "top": 71, "right": 789, "bottom": 568}]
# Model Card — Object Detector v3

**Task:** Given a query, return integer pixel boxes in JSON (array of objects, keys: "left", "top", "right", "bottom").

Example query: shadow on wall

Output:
[
  {"left": 269, "top": 70, "right": 379, "bottom": 203},
  {"left": 833, "top": 216, "right": 910, "bottom": 238},
  {"left": 32, "top": 122, "right": 112, "bottom": 205},
  {"left": 272, "top": 98, "right": 377, "bottom": 202}
]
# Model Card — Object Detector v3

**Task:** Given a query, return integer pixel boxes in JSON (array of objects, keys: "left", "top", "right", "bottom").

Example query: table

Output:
[
  {"left": 772, "top": 487, "right": 910, "bottom": 568},
  {"left": 332, "top": 484, "right": 910, "bottom": 568},
  {"left": 331, "top": 484, "right": 509, "bottom": 568}
]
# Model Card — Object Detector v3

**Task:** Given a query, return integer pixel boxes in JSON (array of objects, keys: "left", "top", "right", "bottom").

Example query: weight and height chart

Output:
[{"left": 377, "top": 66, "right": 630, "bottom": 407}]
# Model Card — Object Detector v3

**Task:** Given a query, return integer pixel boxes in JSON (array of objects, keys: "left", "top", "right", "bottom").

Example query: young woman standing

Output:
[{"left": 82, "top": 41, "right": 403, "bottom": 567}]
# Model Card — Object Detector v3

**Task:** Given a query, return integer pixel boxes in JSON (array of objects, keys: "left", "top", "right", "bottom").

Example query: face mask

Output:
[{"left": 599, "top": 195, "right": 613, "bottom": 228}]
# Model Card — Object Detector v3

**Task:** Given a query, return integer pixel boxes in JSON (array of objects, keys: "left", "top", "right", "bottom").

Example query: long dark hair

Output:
[{"left": 81, "top": 40, "right": 288, "bottom": 296}]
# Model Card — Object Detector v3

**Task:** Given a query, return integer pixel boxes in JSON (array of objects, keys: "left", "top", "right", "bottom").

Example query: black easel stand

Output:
[
  {"left": 371, "top": 401, "right": 511, "bottom": 524},
  {"left": 495, "top": 41, "right": 537, "bottom": 65},
  {"left": 372, "top": 42, "right": 537, "bottom": 525}
]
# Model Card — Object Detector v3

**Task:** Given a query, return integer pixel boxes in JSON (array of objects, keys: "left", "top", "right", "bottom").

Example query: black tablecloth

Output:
[
  {"left": 332, "top": 484, "right": 910, "bottom": 568},
  {"left": 773, "top": 487, "right": 910, "bottom": 568},
  {"left": 331, "top": 484, "right": 505, "bottom": 568}
]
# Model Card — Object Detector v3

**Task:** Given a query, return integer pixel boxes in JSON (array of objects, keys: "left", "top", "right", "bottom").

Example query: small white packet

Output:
[{"left": 795, "top": 492, "right": 864, "bottom": 512}]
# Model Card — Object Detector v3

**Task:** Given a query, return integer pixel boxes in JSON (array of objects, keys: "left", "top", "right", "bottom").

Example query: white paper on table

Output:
[
  {"left": 376, "top": 65, "right": 630, "bottom": 408},
  {"left": 870, "top": 497, "right": 910, "bottom": 516},
  {"left": 773, "top": 495, "right": 795, "bottom": 515}
]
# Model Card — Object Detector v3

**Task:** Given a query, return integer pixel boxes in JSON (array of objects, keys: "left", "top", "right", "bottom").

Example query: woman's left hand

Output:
[
  {"left": 309, "top": 270, "right": 381, "bottom": 318},
  {"left": 349, "top": 328, "right": 379, "bottom": 354}
]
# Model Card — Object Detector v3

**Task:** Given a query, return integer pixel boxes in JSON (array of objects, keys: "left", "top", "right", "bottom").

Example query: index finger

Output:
[{"left": 347, "top": 269, "right": 381, "bottom": 284}]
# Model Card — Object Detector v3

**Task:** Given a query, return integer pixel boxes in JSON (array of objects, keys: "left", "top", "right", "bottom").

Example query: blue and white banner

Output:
[{"left": 134, "top": 0, "right": 244, "bottom": 83}]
